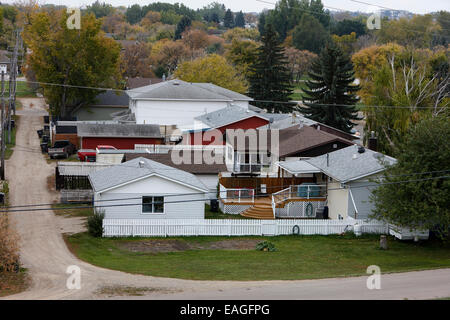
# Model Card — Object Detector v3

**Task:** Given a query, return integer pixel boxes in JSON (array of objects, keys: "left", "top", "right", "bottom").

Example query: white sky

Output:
[{"left": 3, "top": 0, "right": 449, "bottom": 14}]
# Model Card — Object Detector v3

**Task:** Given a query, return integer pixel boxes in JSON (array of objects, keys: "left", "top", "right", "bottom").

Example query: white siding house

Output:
[
  {"left": 277, "top": 145, "right": 397, "bottom": 220},
  {"left": 88, "top": 157, "right": 209, "bottom": 220},
  {"left": 126, "top": 80, "right": 253, "bottom": 128}
]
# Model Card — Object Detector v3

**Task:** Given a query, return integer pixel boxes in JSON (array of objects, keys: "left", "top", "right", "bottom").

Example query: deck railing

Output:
[
  {"left": 271, "top": 185, "right": 327, "bottom": 215},
  {"left": 219, "top": 184, "right": 255, "bottom": 203}
]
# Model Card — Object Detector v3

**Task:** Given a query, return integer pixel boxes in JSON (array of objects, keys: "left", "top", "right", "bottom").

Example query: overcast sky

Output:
[{"left": 4, "top": 0, "right": 450, "bottom": 14}]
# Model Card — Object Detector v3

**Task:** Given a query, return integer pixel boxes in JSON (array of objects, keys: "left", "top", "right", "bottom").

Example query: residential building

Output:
[
  {"left": 72, "top": 91, "right": 129, "bottom": 121},
  {"left": 89, "top": 157, "right": 209, "bottom": 219}
]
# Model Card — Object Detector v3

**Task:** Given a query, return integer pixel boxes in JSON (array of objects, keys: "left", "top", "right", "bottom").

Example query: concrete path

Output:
[{"left": 2, "top": 99, "right": 449, "bottom": 300}]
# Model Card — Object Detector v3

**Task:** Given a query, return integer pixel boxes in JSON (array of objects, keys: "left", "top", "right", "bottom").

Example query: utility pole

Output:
[
  {"left": 1, "top": 71, "right": 5, "bottom": 180},
  {"left": 8, "top": 29, "right": 21, "bottom": 144}
]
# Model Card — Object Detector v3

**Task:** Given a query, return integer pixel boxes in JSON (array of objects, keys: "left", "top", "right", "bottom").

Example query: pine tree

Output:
[
  {"left": 248, "top": 23, "right": 294, "bottom": 113},
  {"left": 235, "top": 11, "right": 245, "bottom": 28},
  {"left": 299, "top": 42, "right": 360, "bottom": 133},
  {"left": 175, "top": 16, "right": 191, "bottom": 40},
  {"left": 224, "top": 9, "right": 234, "bottom": 29}
]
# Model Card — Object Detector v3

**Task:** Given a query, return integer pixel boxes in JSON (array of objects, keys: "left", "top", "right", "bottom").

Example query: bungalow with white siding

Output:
[
  {"left": 277, "top": 145, "right": 397, "bottom": 220},
  {"left": 88, "top": 157, "right": 209, "bottom": 219}
]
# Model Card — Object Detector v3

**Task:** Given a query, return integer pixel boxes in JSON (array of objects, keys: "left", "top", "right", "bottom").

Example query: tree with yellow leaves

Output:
[{"left": 174, "top": 54, "right": 248, "bottom": 94}]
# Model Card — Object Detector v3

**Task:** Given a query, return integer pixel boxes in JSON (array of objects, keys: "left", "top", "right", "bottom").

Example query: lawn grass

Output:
[
  {"left": 67, "top": 233, "right": 450, "bottom": 281},
  {"left": 52, "top": 203, "right": 94, "bottom": 218},
  {"left": 5, "top": 81, "right": 36, "bottom": 97},
  {"left": 205, "top": 204, "right": 246, "bottom": 219},
  {"left": 4, "top": 115, "right": 18, "bottom": 160}
]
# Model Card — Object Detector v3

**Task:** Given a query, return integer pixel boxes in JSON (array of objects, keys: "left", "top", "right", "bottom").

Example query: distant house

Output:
[
  {"left": 77, "top": 123, "right": 164, "bottom": 150},
  {"left": 73, "top": 91, "right": 129, "bottom": 121},
  {"left": 226, "top": 125, "right": 355, "bottom": 174},
  {"left": 185, "top": 105, "right": 287, "bottom": 145},
  {"left": 0, "top": 50, "right": 11, "bottom": 76},
  {"left": 125, "top": 151, "right": 228, "bottom": 195},
  {"left": 126, "top": 79, "right": 253, "bottom": 128},
  {"left": 278, "top": 145, "right": 396, "bottom": 220},
  {"left": 89, "top": 157, "right": 209, "bottom": 220},
  {"left": 126, "top": 77, "right": 163, "bottom": 89}
]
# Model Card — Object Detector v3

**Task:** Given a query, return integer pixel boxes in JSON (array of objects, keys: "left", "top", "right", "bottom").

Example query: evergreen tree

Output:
[
  {"left": 175, "top": 16, "right": 191, "bottom": 40},
  {"left": 235, "top": 11, "right": 245, "bottom": 28},
  {"left": 224, "top": 9, "right": 234, "bottom": 28},
  {"left": 248, "top": 23, "right": 294, "bottom": 113},
  {"left": 299, "top": 42, "right": 360, "bottom": 133},
  {"left": 258, "top": 12, "right": 266, "bottom": 37}
]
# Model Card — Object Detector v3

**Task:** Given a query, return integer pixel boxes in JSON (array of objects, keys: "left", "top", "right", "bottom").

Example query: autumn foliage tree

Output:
[
  {"left": 174, "top": 54, "right": 248, "bottom": 94},
  {"left": 23, "top": 10, "right": 121, "bottom": 117}
]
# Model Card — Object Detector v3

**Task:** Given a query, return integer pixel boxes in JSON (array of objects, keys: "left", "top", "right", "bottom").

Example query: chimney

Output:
[
  {"left": 368, "top": 131, "right": 378, "bottom": 151},
  {"left": 139, "top": 160, "right": 145, "bottom": 168}
]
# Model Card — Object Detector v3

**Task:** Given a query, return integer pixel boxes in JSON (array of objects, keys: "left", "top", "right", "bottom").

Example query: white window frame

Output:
[{"left": 141, "top": 196, "right": 165, "bottom": 215}]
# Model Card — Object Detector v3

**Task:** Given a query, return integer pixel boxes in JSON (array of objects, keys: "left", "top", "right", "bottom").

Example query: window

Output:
[{"left": 142, "top": 196, "right": 164, "bottom": 214}]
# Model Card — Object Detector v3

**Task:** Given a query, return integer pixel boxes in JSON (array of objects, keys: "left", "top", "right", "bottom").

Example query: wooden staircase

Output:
[{"left": 240, "top": 203, "right": 275, "bottom": 220}]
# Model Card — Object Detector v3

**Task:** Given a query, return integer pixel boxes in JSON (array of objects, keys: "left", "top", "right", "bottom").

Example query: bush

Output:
[
  {"left": 256, "top": 241, "right": 277, "bottom": 252},
  {"left": 88, "top": 210, "right": 104, "bottom": 238},
  {"left": 0, "top": 214, "right": 20, "bottom": 272}
]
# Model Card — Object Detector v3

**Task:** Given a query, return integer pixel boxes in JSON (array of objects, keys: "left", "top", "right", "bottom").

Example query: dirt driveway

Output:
[{"left": 2, "top": 98, "right": 450, "bottom": 300}]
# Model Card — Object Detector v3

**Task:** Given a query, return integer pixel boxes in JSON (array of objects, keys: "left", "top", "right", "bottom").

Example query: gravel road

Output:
[{"left": 2, "top": 98, "right": 449, "bottom": 300}]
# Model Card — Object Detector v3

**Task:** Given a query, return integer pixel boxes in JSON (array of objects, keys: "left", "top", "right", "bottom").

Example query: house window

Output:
[{"left": 142, "top": 196, "right": 164, "bottom": 214}]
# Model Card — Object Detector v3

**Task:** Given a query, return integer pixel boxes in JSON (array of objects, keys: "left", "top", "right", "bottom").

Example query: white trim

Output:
[{"left": 141, "top": 196, "right": 165, "bottom": 215}]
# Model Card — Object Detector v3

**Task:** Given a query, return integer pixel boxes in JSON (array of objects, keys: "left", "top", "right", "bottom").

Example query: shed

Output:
[
  {"left": 88, "top": 157, "right": 209, "bottom": 219},
  {"left": 77, "top": 123, "right": 164, "bottom": 150}
]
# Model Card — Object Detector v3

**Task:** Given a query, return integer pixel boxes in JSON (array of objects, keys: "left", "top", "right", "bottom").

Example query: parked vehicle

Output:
[
  {"left": 77, "top": 145, "right": 116, "bottom": 162},
  {"left": 48, "top": 140, "right": 76, "bottom": 159}
]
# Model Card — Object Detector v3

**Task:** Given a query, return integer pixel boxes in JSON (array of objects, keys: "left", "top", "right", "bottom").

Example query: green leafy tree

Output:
[
  {"left": 175, "top": 16, "right": 191, "bottom": 40},
  {"left": 300, "top": 42, "right": 360, "bottom": 133},
  {"left": 86, "top": 1, "right": 114, "bottom": 18},
  {"left": 235, "top": 11, "right": 245, "bottom": 28},
  {"left": 292, "top": 13, "right": 329, "bottom": 54},
  {"left": 332, "top": 19, "right": 366, "bottom": 37},
  {"left": 371, "top": 117, "right": 450, "bottom": 241},
  {"left": 224, "top": 9, "right": 234, "bottom": 29},
  {"left": 23, "top": 10, "right": 121, "bottom": 117},
  {"left": 125, "top": 4, "right": 143, "bottom": 24},
  {"left": 248, "top": 23, "right": 294, "bottom": 113}
]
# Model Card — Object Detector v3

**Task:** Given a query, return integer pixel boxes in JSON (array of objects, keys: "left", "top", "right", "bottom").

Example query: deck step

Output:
[{"left": 240, "top": 205, "right": 275, "bottom": 220}]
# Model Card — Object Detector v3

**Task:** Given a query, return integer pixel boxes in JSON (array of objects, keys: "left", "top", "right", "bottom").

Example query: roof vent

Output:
[
  {"left": 138, "top": 160, "right": 145, "bottom": 168},
  {"left": 173, "top": 81, "right": 180, "bottom": 86},
  {"left": 358, "top": 146, "right": 366, "bottom": 154}
]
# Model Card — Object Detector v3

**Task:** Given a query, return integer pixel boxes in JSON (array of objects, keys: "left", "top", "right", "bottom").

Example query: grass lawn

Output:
[
  {"left": 52, "top": 203, "right": 94, "bottom": 218},
  {"left": 0, "top": 269, "right": 30, "bottom": 297},
  {"left": 66, "top": 233, "right": 450, "bottom": 281},
  {"left": 4, "top": 115, "right": 18, "bottom": 160},
  {"left": 205, "top": 204, "right": 246, "bottom": 219},
  {"left": 5, "top": 81, "right": 36, "bottom": 97}
]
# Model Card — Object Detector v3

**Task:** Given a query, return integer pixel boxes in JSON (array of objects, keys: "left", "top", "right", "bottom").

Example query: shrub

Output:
[
  {"left": 88, "top": 210, "right": 104, "bottom": 238},
  {"left": 256, "top": 241, "right": 277, "bottom": 252},
  {"left": 0, "top": 214, "right": 20, "bottom": 272}
]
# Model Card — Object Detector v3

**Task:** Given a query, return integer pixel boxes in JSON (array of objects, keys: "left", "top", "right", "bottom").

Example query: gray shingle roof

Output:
[
  {"left": 77, "top": 123, "right": 161, "bottom": 138},
  {"left": 127, "top": 79, "right": 252, "bottom": 101},
  {"left": 194, "top": 105, "right": 268, "bottom": 128},
  {"left": 277, "top": 161, "right": 321, "bottom": 174},
  {"left": 88, "top": 157, "right": 208, "bottom": 192},
  {"left": 305, "top": 145, "right": 397, "bottom": 182}
]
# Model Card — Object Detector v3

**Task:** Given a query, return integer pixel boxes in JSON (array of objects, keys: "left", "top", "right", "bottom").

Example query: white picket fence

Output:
[{"left": 103, "top": 218, "right": 388, "bottom": 237}]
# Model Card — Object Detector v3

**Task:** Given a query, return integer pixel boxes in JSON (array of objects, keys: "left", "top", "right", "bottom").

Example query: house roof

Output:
[
  {"left": 77, "top": 123, "right": 162, "bottom": 138},
  {"left": 227, "top": 125, "right": 355, "bottom": 157},
  {"left": 88, "top": 157, "right": 208, "bottom": 193},
  {"left": 125, "top": 152, "right": 228, "bottom": 174},
  {"left": 0, "top": 50, "right": 10, "bottom": 64},
  {"left": 277, "top": 161, "right": 321, "bottom": 174},
  {"left": 92, "top": 91, "right": 129, "bottom": 107},
  {"left": 127, "top": 77, "right": 163, "bottom": 89},
  {"left": 305, "top": 145, "right": 397, "bottom": 183},
  {"left": 258, "top": 113, "right": 318, "bottom": 129},
  {"left": 127, "top": 79, "right": 253, "bottom": 101},
  {"left": 194, "top": 105, "right": 269, "bottom": 129}
]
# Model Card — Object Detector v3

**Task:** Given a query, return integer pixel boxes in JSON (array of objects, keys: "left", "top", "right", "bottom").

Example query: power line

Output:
[
  {"left": 1, "top": 174, "right": 449, "bottom": 213},
  {"left": 16, "top": 79, "right": 447, "bottom": 110}
]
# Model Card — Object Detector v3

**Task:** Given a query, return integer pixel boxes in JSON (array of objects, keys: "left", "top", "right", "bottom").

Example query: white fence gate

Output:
[{"left": 103, "top": 218, "right": 388, "bottom": 237}]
